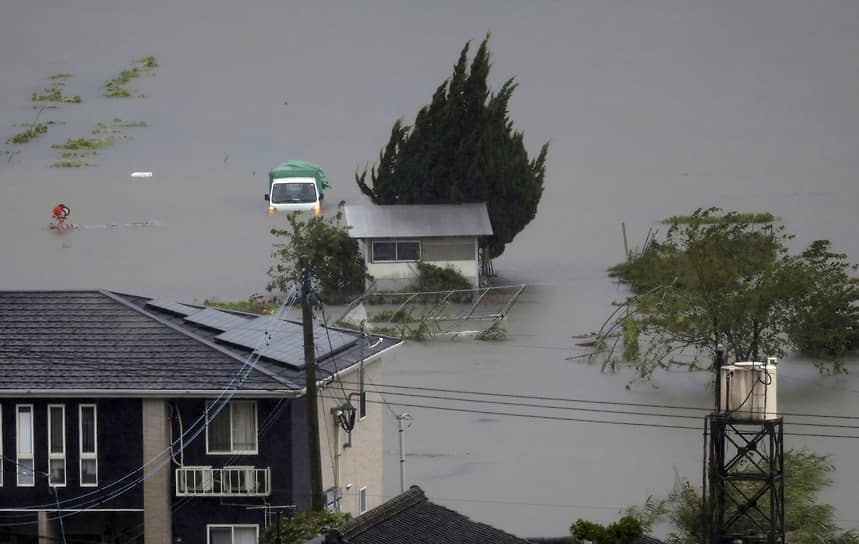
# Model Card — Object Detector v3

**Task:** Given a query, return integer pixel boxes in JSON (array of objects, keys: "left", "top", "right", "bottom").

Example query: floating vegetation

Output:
[
  {"left": 52, "top": 136, "right": 114, "bottom": 150},
  {"left": 7, "top": 122, "right": 48, "bottom": 144},
  {"left": 92, "top": 118, "right": 146, "bottom": 136},
  {"left": 475, "top": 321, "right": 507, "bottom": 341},
  {"left": 104, "top": 56, "right": 158, "bottom": 98},
  {"left": 50, "top": 118, "right": 146, "bottom": 167},
  {"left": 50, "top": 160, "right": 92, "bottom": 168},
  {"left": 60, "top": 151, "right": 96, "bottom": 158},
  {"left": 661, "top": 212, "right": 775, "bottom": 225},
  {"left": 31, "top": 74, "right": 81, "bottom": 104}
]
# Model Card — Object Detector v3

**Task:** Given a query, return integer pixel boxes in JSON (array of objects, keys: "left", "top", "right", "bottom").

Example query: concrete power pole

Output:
[{"left": 302, "top": 266, "right": 324, "bottom": 511}]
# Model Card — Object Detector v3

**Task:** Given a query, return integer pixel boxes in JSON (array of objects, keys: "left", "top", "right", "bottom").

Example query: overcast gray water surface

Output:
[{"left": 2, "top": 0, "right": 858, "bottom": 538}]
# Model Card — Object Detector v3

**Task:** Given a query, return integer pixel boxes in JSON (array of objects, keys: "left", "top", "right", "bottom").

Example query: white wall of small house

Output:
[{"left": 362, "top": 236, "right": 479, "bottom": 290}]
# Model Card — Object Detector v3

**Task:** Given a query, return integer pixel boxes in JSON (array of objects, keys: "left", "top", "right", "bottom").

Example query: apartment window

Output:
[
  {"left": 206, "top": 401, "right": 258, "bottom": 455},
  {"left": 16, "top": 405, "right": 35, "bottom": 486},
  {"left": 48, "top": 405, "right": 66, "bottom": 486},
  {"left": 371, "top": 240, "right": 420, "bottom": 262},
  {"left": 359, "top": 486, "right": 367, "bottom": 513},
  {"left": 79, "top": 404, "right": 98, "bottom": 486},
  {"left": 207, "top": 524, "right": 258, "bottom": 544}
]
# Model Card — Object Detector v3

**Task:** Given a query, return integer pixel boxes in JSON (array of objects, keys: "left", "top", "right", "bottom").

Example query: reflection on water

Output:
[{"left": 2, "top": 0, "right": 859, "bottom": 538}]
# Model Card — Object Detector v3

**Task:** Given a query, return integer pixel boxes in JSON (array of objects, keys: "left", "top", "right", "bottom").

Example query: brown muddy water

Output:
[{"left": 2, "top": 0, "right": 859, "bottom": 538}]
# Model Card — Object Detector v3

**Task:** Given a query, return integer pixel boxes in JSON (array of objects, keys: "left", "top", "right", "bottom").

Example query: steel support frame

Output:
[{"left": 708, "top": 415, "right": 784, "bottom": 544}]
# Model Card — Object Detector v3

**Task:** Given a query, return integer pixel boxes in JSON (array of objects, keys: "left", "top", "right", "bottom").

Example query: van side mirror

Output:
[
  {"left": 264, "top": 194, "right": 270, "bottom": 201},
  {"left": 319, "top": 193, "right": 324, "bottom": 201}
]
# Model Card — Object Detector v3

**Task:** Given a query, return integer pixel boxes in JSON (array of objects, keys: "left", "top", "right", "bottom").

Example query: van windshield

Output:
[{"left": 271, "top": 181, "right": 317, "bottom": 204}]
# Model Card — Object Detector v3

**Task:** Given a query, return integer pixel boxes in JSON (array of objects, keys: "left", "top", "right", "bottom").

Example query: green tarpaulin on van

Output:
[{"left": 268, "top": 160, "right": 330, "bottom": 194}]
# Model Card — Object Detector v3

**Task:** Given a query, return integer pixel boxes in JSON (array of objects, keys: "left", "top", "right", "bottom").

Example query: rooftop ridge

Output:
[{"left": 336, "top": 485, "right": 427, "bottom": 538}]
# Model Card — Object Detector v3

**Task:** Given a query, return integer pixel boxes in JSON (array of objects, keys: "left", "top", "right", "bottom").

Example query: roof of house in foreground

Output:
[
  {"left": 0, "top": 290, "right": 397, "bottom": 395},
  {"left": 308, "top": 485, "right": 532, "bottom": 544},
  {"left": 344, "top": 203, "right": 494, "bottom": 238}
]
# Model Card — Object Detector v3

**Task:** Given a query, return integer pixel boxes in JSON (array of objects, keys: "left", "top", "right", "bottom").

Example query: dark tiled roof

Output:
[
  {"left": 319, "top": 485, "right": 532, "bottom": 544},
  {"left": 0, "top": 290, "right": 396, "bottom": 395}
]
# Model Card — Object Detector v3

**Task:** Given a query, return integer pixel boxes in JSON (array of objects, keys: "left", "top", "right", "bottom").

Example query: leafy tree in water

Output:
[
  {"left": 355, "top": 34, "right": 549, "bottom": 259},
  {"left": 570, "top": 515, "right": 644, "bottom": 544},
  {"left": 591, "top": 208, "right": 859, "bottom": 380},
  {"left": 258, "top": 511, "right": 350, "bottom": 544},
  {"left": 659, "top": 449, "right": 859, "bottom": 544},
  {"left": 267, "top": 205, "right": 370, "bottom": 302}
]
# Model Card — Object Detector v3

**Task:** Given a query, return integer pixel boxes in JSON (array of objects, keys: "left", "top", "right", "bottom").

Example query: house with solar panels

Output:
[
  {"left": 0, "top": 290, "right": 401, "bottom": 544},
  {"left": 344, "top": 203, "right": 494, "bottom": 291}
]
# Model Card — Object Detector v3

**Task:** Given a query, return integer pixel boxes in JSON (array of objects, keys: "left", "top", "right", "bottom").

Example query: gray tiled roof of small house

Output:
[
  {"left": 0, "top": 290, "right": 396, "bottom": 395},
  {"left": 344, "top": 203, "right": 494, "bottom": 238},
  {"left": 312, "top": 485, "right": 532, "bottom": 544}
]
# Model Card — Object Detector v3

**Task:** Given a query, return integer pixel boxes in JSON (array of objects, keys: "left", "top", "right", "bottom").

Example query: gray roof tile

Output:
[{"left": 0, "top": 290, "right": 397, "bottom": 395}]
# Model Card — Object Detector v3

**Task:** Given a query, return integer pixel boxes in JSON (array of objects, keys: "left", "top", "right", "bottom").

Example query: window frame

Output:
[
  {"left": 205, "top": 401, "right": 259, "bottom": 455},
  {"left": 16, "top": 404, "right": 35, "bottom": 487},
  {"left": 48, "top": 404, "right": 66, "bottom": 487},
  {"left": 206, "top": 524, "right": 259, "bottom": 544},
  {"left": 79, "top": 404, "right": 98, "bottom": 487},
  {"left": 371, "top": 240, "right": 421, "bottom": 263},
  {"left": 359, "top": 486, "right": 367, "bottom": 513}
]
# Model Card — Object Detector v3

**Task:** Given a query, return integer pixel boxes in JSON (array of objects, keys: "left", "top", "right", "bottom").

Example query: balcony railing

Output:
[{"left": 175, "top": 466, "right": 271, "bottom": 497}]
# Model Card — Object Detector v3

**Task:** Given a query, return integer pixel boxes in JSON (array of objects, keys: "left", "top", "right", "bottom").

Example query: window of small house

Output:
[{"left": 372, "top": 241, "right": 420, "bottom": 262}]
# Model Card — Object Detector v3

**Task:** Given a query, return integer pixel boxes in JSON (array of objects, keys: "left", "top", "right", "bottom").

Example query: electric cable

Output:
[
  {"left": 332, "top": 380, "right": 859, "bottom": 422},
  {"left": 317, "top": 393, "right": 859, "bottom": 439}
]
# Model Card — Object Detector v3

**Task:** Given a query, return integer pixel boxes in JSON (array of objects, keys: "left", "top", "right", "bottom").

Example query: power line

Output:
[
  {"left": 334, "top": 380, "right": 859, "bottom": 422},
  {"left": 318, "top": 393, "right": 859, "bottom": 440}
]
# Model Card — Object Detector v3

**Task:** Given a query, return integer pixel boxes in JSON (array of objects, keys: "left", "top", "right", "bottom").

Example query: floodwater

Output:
[{"left": 2, "top": 0, "right": 859, "bottom": 538}]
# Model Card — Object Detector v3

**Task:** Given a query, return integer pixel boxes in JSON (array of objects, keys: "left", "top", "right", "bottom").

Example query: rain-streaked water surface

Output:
[{"left": 2, "top": 0, "right": 858, "bottom": 538}]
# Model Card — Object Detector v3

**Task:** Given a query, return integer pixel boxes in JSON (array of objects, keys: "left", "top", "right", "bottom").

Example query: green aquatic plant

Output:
[
  {"left": 50, "top": 160, "right": 92, "bottom": 168},
  {"left": 7, "top": 122, "right": 48, "bottom": 144},
  {"left": 51, "top": 136, "right": 114, "bottom": 150},
  {"left": 104, "top": 56, "right": 158, "bottom": 98},
  {"left": 475, "top": 321, "right": 507, "bottom": 341}
]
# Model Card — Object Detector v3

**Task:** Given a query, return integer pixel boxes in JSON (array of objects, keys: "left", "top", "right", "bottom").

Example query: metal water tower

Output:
[{"left": 706, "top": 350, "right": 785, "bottom": 544}]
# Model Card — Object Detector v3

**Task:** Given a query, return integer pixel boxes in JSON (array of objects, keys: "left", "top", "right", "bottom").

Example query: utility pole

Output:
[
  {"left": 396, "top": 413, "right": 411, "bottom": 493},
  {"left": 302, "top": 265, "right": 324, "bottom": 512}
]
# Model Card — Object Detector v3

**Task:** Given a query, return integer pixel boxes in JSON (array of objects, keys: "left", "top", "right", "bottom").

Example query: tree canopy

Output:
[
  {"left": 355, "top": 34, "right": 549, "bottom": 259},
  {"left": 589, "top": 208, "right": 859, "bottom": 380},
  {"left": 258, "top": 511, "right": 350, "bottom": 544},
  {"left": 658, "top": 449, "right": 859, "bottom": 544},
  {"left": 266, "top": 205, "right": 370, "bottom": 302}
]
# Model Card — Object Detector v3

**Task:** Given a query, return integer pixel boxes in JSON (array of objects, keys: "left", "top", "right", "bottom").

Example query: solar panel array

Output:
[
  {"left": 184, "top": 307, "right": 252, "bottom": 331},
  {"left": 145, "top": 300, "right": 359, "bottom": 369},
  {"left": 214, "top": 317, "right": 357, "bottom": 368},
  {"left": 146, "top": 299, "right": 198, "bottom": 316}
]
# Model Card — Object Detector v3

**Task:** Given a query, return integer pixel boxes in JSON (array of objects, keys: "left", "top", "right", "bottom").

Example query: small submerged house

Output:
[{"left": 344, "top": 203, "right": 494, "bottom": 291}]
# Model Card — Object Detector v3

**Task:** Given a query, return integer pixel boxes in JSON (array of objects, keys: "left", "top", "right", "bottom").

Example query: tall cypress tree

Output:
[{"left": 356, "top": 34, "right": 549, "bottom": 259}]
